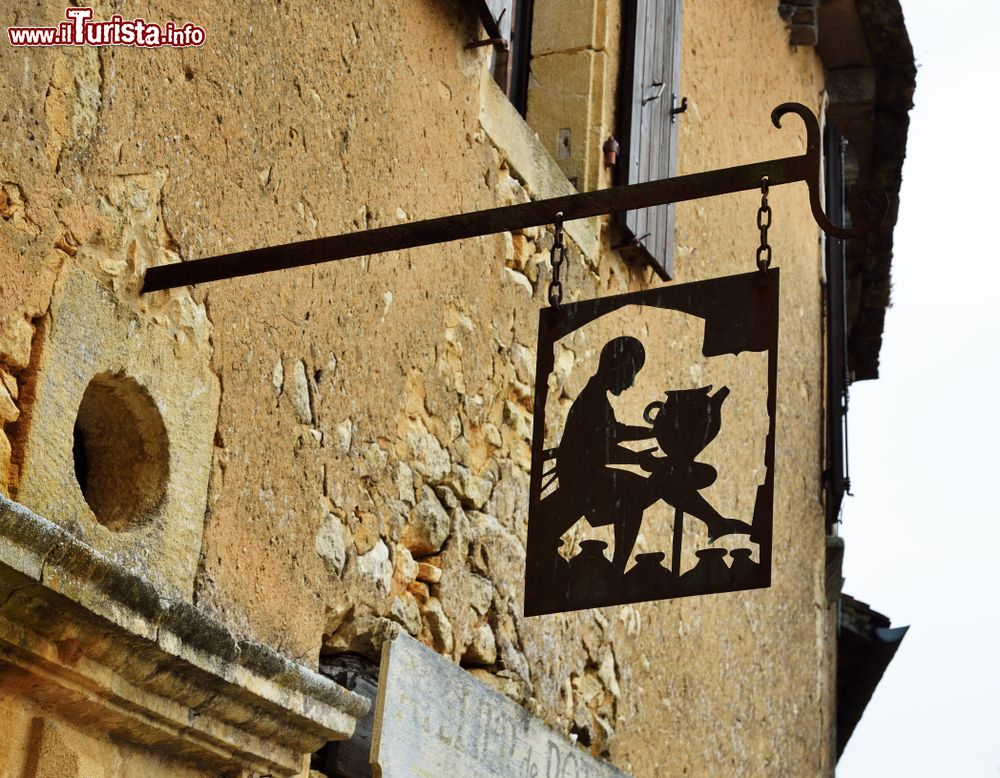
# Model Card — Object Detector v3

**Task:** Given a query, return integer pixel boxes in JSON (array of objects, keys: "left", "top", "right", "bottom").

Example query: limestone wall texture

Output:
[
  {"left": 0, "top": 0, "right": 834, "bottom": 776},
  {"left": 0, "top": 693, "right": 211, "bottom": 778}
]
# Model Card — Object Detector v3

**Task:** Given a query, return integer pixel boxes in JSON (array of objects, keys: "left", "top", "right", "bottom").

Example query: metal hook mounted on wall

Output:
[
  {"left": 670, "top": 94, "right": 688, "bottom": 123},
  {"left": 770, "top": 103, "right": 887, "bottom": 240},
  {"left": 140, "top": 103, "right": 888, "bottom": 294}
]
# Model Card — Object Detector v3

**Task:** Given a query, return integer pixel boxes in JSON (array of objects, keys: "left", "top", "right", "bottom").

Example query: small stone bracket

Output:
[
  {"left": 778, "top": 0, "right": 820, "bottom": 47},
  {"left": 0, "top": 495, "right": 369, "bottom": 777}
]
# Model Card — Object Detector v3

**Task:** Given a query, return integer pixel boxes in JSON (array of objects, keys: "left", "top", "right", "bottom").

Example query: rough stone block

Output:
[
  {"left": 527, "top": 48, "right": 607, "bottom": 193},
  {"left": 461, "top": 621, "right": 497, "bottom": 666},
  {"left": 0, "top": 382, "right": 17, "bottom": 423},
  {"left": 416, "top": 561, "right": 442, "bottom": 584},
  {"left": 479, "top": 75, "right": 600, "bottom": 259},
  {"left": 532, "top": 0, "right": 607, "bottom": 56},
  {"left": 401, "top": 486, "right": 452, "bottom": 557},
  {"left": 14, "top": 270, "right": 219, "bottom": 601},
  {"left": 316, "top": 514, "right": 349, "bottom": 576}
]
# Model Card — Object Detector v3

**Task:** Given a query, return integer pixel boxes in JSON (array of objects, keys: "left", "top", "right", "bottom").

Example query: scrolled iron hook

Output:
[{"left": 770, "top": 102, "right": 888, "bottom": 240}]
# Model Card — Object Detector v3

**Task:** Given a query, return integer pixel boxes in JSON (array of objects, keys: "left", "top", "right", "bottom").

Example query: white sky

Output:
[{"left": 835, "top": 1, "right": 1000, "bottom": 775}]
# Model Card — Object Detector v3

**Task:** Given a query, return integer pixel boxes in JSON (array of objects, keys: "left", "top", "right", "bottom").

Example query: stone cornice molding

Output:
[
  {"left": 779, "top": 0, "right": 916, "bottom": 379},
  {"left": 0, "top": 495, "right": 368, "bottom": 776}
]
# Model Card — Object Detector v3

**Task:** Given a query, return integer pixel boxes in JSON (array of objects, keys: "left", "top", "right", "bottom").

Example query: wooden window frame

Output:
[{"left": 471, "top": 0, "right": 534, "bottom": 116}]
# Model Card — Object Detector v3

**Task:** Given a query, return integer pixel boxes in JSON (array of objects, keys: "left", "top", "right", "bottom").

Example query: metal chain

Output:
[
  {"left": 548, "top": 212, "right": 566, "bottom": 307},
  {"left": 756, "top": 176, "right": 772, "bottom": 284}
]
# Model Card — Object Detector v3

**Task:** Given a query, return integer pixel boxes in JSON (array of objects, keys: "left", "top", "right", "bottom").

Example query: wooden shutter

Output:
[
  {"left": 616, "top": 0, "right": 683, "bottom": 280},
  {"left": 823, "top": 121, "right": 849, "bottom": 530}
]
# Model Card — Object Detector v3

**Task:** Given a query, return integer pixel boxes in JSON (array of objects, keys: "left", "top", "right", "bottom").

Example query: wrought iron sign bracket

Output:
[{"left": 140, "top": 103, "right": 887, "bottom": 294}]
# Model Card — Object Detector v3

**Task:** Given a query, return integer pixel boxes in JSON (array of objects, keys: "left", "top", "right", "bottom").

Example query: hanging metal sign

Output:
[
  {"left": 133, "top": 102, "right": 884, "bottom": 619},
  {"left": 523, "top": 270, "right": 778, "bottom": 616}
]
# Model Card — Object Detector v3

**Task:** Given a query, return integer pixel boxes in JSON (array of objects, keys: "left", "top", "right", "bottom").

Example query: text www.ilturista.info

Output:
[{"left": 8, "top": 7, "right": 205, "bottom": 48}]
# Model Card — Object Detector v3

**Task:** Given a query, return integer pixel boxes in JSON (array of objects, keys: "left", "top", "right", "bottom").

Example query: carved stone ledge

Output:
[{"left": 0, "top": 495, "right": 368, "bottom": 776}]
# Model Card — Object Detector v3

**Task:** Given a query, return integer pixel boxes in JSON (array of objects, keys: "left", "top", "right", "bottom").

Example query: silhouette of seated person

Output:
[{"left": 551, "top": 335, "right": 750, "bottom": 574}]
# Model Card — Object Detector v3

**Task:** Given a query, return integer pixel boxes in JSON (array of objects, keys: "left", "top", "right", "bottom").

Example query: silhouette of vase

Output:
[
  {"left": 728, "top": 548, "right": 759, "bottom": 587},
  {"left": 567, "top": 540, "right": 614, "bottom": 604},
  {"left": 643, "top": 385, "right": 730, "bottom": 462},
  {"left": 680, "top": 547, "right": 730, "bottom": 592},
  {"left": 625, "top": 551, "right": 675, "bottom": 599}
]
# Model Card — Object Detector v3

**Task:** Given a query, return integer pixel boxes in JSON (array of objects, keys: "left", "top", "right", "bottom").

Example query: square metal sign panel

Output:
[{"left": 524, "top": 271, "right": 778, "bottom": 615}]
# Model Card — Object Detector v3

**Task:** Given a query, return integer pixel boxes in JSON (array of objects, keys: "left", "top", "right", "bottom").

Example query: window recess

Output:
[
  {"left": 469, "top": 0, "right": 534, "bottom": 115},
  {"left": 615, "top": 0, "right": 684, "bottom": 280}
]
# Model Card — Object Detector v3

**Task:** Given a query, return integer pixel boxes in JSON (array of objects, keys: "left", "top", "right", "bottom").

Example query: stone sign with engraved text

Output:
[{"left": 370, "top": 632, "right": 628, "bottom": 778}]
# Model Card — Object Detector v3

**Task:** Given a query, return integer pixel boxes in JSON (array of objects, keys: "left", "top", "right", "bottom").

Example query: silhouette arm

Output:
[
  {"left": 610, "top": 423, "right": 656, "bottom": 443},
  {"left": 608, "top": 444, "right": 655, "bottom": 466}
]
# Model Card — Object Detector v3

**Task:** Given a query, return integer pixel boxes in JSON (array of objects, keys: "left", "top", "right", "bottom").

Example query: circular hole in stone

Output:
[{"left": 72, "top": 372, "right": 169, "bottom": 531}]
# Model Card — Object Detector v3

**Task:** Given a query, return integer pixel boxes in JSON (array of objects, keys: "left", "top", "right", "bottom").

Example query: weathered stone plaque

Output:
[{"left": 370, "top": 632, "right": 628, "bottom": 778}]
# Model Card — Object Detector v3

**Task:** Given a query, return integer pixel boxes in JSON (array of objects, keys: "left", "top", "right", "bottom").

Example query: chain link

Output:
[
  {"left": 756, "top": 177, "right": 772, "bottom": 284},
  {"left": 548, "top": 212, "right": 566, "bottom": 307}
]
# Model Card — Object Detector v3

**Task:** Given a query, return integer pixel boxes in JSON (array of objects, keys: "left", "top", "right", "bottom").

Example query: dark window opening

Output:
[
  {"left": 311, "top": 653, "right": 379, "bottom": 778},
  {"left": 72, "top": 372, "right": 170, "bottom": 532}
]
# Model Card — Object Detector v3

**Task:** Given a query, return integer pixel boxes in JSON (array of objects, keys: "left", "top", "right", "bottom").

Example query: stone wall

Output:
[
  {"left": 0, "top": 697, "right": 211, "bottom": 778},
  {"left": 0, "top": 0, "right": 834, "bottom": 775},
  {"left": 528, "top": 0, "right": 622, "bottom": 191}
]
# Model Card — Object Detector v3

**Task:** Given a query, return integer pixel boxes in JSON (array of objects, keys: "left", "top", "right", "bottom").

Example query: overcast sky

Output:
[{"left": 835, "top": 1, "right": 1000, "bottom": 775}]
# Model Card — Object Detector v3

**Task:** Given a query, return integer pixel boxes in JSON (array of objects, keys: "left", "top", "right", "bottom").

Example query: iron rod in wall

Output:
[
  {"left": 141, "top": 157, "right": 807, "bottom": 293},
  {"left": 140, "top": 103, "right": 884, "bottom": 294}
]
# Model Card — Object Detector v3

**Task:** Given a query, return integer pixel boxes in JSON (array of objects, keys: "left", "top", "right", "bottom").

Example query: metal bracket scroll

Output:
[
  {"left": 140, "top": 103, "right": 887, "bottom": 294},
  {"left": 771, "top": 103, "right": 888, "bottom": 240}
]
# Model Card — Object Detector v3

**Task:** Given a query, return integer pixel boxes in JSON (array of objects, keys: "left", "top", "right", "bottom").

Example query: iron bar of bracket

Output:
[
  {"left": 464, "top": 37, "right": 509, "bottom": 51},
  {"left": 141, "top": 103, "right": 887, "bottom": 294}
]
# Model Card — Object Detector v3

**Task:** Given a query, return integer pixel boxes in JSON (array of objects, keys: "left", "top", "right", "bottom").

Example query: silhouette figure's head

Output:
[{"left": 596, "top": 336, "right": 646, "bottom": 395}]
